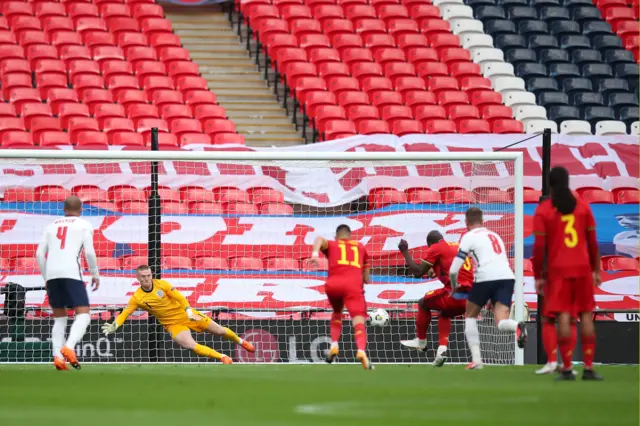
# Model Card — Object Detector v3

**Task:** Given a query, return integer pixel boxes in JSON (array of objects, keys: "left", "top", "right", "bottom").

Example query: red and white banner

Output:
[
  {"left": 1, "top": 272, "right": 637, "bottom": 315},
  {"left": 2, "top": 135, "right": 637, "bottom": 207}
]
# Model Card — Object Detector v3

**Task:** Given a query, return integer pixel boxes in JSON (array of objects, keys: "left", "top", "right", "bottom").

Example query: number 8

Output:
[{"left": 488, "top": 234, "right": 502, "bottom": 254}]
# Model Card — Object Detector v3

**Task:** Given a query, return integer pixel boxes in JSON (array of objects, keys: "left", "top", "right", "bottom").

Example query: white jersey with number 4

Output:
[
  {"left": 457, "top": 227, "right": 514, "bottom": 283},
  {"left": 36, "top": 216, "right": 99, "bottom": 281}
]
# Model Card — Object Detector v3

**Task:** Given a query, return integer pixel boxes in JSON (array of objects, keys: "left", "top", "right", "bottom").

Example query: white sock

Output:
[
  {"left": 436, "top": 345, "right": 447, "bottom": 356},
  {"left": 497, "top": 319, "right": 518, "bottom": 333},
  {"left": 331, "top": 342, "right": 339, "bottom": 349},
  {"left": 65, "top": 313, "right": 91, "bottom": 349},
  {"left": 52, "top": 317, "right": 67, "bottom": 358},
  {"left": 465, "top": 317, "right": 482, "bottom": 365}
]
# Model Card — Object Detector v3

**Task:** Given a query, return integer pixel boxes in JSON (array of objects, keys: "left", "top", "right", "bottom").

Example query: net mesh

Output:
[{"left": 0, "top": 156, "right": 521, "bottom": 364}]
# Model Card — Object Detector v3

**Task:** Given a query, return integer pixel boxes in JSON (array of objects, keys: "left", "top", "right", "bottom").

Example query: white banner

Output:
[{"left": 2, "top": 134, "right": 638, "bottom": 207}]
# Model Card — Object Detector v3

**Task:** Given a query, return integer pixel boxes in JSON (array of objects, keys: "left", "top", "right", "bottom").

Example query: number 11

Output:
[{"left": 337, "top": 242, "right": 361, "bottom": 268}]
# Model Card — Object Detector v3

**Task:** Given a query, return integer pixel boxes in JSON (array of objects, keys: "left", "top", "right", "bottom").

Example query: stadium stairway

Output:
[{"left": 163, "top": 5, "right": 304, "bottom": 146}]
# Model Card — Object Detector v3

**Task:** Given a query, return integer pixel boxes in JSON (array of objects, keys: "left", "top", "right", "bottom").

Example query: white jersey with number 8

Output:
[
  {"left": 457, "top": 227, "right": 514, "bottom": 283},
  {"left": 36, "top": 216, "right": 99, "bottom": 281}
]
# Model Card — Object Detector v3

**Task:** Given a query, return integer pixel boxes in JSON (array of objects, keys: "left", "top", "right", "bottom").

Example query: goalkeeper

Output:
[{"left": 102, "top": 265, "right": 255, "bottom": 363}]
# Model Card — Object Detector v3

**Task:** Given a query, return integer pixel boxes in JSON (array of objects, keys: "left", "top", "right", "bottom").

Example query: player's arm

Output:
[
  {"left": 585, "top": 206, "right": 601, "bottom": 285},
  {"left": 531, "top": 206, "right": 547, "bottom": 283},
  {"left": 449, "top": 235, "right": 471, "bottom": 291},
  {"left": 311, "top": 236, "right": 329, "bottom": 258},
  {"left": 102, "top": 297, "right": 139, "bottom": 335},
  {"left": 362, "top": 246, "right": 371, "bottom": 284},
  {"left": 397, "top": 239, "right": 430, "bottom": 278},
  {"left": 163, "top": 281, "right": 200, "bottom": 320},
  {"left": 35, "top": 229, "right": 49, "bottom": 281},
  {"left": 82, "top": 226, "right": 100, "bottom": 290}
]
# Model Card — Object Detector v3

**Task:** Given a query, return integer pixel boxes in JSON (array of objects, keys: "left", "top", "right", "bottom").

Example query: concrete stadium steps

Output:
[{"left": 164, "top": 6, "right": 304, "bottom": 147}]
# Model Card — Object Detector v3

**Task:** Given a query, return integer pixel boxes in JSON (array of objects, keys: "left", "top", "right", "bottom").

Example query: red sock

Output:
[
  {"left": 570, "top": 322, "right": 577, "bottom": 352},
  {"left": 542, "top": 321, "right": 557, "bottom": 363},
  {"left": 354, "top": 323, "right": 367, "bottom": 352},
  {"left": 330, "top": 313, "right": 342, "bottom": 343},
  {"left": 582, "top": 334, "right": 596, "bottom": 370},
  {"left": 416, "top": 308, "right": 431, "bottom": 340},
  {"left": 437, "top": 316, "right": 451, "bottom": 347},
  {"left": 558, "top": 337, "right": 574, "bottom": 371}
]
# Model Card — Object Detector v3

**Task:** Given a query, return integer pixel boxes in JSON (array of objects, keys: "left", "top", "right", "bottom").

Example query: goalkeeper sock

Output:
[
  {"left": 52, "top": 317, "right": 67, "bottom": 358},
  {"left": 194, "top": 344, "right": 223, "bottom": 360},
  {"left": 437, "top": 316, "right": 451, "bottom": 347},
  {"left": 558, "top": 337, "right": 573, "bottom": 371},
  {"left": 464, "top": 317, "right": 482, "bottom": 365},
  {"left": 416, "top": 308, "right": 431, "bottom": 340},
  {"left": 330, "top": 313, "right": 342, "bottom": 344},
  {"left": 354, "top": 323, "right": 367, "bottom": 352},
  {"left": 581, "top": 333, "right": 596, "bottom": 370},
  {"left": 223, "top": 327, "right": 242, "bottom": 345},
  {"left": 497, "top": 318, "right": 518, "bottom": 333},
  {"left": 542, "top": 321, "right": 557, "bottom": 363},
  {"left": 65, "top": 313, "right": 90, "bottom": 349}
]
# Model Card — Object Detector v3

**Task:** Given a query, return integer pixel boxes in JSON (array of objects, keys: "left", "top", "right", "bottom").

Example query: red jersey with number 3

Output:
[
  {"left": 421, "top": 240, "right": 474, "bottom": 290},
  {"left": 324, "top": 239, "right": 370, "bottom": 288},
  {"left": 533, "top": 198, "right": 597, "bottom": 278}
]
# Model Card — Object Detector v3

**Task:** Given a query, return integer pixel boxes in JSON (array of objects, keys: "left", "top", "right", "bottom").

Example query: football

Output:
[{"left": 369, "top": 308, "right": 390, "bottom": 327}]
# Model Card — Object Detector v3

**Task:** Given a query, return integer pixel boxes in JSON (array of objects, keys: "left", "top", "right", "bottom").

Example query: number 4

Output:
[{"left": 56, "top": 226, "right": 68, "bottom": 249}]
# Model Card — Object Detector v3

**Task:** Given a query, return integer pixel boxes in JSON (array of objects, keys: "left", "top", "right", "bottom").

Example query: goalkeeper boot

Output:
[
  {"left": 433, "top": 345, "right": 448, "bottom": 367},
  {"left": 53, "top": 356, "right": 68, "bottom": 371},
  {"left": 221, "top": 355, "right": 233, "bottom": 365},
  {"left": 61, "top": 346, "right": 81, "bottom": 370},
  {"left": 400, "top": 338, "right": 427, "bottom": 351},
  {"left": 325, "top": 345, "right": 339, "bottom": 364},
  {"left": 582, "top": 369, "right": 604, "bottom": 381},
  {"left": 241, "top": 340, "right": 256, "bottom": 353},
  {"left": 356, "top": 350, "right": 374, "bottom": 370},
  {"left": 516, "top": 322, "right": 528, "bottom": 349}
]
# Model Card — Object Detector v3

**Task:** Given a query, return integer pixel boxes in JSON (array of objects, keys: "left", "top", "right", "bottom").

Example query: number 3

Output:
[
  {"left": 56, "top": 226, "right": 68, "bottom": 249},
  {"left": 488, "top": 234, "right": 502, "bottom": 254},
  {"left": 337, "top": 242, "right": 361, "bottom": 268},
  {"left": 561, "top": 214, "right": 578, "bottom": 248}
]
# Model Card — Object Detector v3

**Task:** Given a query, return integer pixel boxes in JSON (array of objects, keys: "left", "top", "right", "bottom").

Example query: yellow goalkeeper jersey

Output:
[{"left": 115, "top": 279, "right": 191, "bottom": 327}]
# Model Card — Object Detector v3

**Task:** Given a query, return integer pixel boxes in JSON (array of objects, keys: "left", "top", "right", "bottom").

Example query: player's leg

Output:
[
  {"left": 434, "top": 298, "right": 466, "bottom": 367},
  {"left": 46, "top": 279, "right": 69, "bottom": 370},
  {"left": 400, "top": 296, "right": 431, "bottom": 350},
  {"left": 491, "top": 279, "right": 527, "bottom": 349},
  {"left": 345, "top": 292, "right": 373, "bottom": 370},
  {"left": 550, "top": 278, "right": 580, "bottom": 380},
  {"left": 536, "top": 316, "right": 559, "bottom": 374},
  {"left": 574, "top": 274, "right": 602, "bottom": 380},
  {"left": 172, "top": 327, "right": 232, "bottom": 364},
  {"left": 325, "top": 289, "right": 344, "bottom": 363},
  {"left": 464, "top": 284, "right": 488, "bottom": 369},
  {"left": 57, "top": 279, "right": 91, "bottom": 370},
  {"left": 202, "top": 317, "right": 255, "bottom": 353},
  {"left": 555, "top": 311, "right": 576, "bottom": 380}
]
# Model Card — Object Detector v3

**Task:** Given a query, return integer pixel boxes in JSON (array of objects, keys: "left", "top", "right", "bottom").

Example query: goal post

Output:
[{"left": 0, "top": 148, "right": 525, "bottom": 365}]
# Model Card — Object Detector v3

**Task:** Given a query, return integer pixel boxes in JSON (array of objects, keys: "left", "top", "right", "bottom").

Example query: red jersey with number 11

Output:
[
  {"left": 532, "top": 198, "right": 598, "bottom": 279},
  {"left": 324, "top": 239, "right": 370, "bottom": 287}
]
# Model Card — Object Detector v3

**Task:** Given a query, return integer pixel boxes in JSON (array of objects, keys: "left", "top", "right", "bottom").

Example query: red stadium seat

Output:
[
  {"left": 229, "top": 257, "right": 263, "bottom": 271},
  {"left": 440, "top": 188, "right": 475, "bottom": 204},
  {"left": 3, "top": 187, "right": 36, "bottom": 202},
  {"left": 492, "top": 119, "right": 524, "bottom": 134},
  {"left": 189, "top": 202, "right": 224, "bottom": 215},
  {"left": 119, "top": 201, "right": 148, "bottom": 213},
  {"left": 260, "top": 203, "right": 294, "bottom": 215},
  {"left": 613, "top": 188, "right": 639, "bottom": 204},
  {"left": 424, "top": 119, "right": 456, "bottom": 134},
  {"left": 265, "top": 257, "right": 300, "bottom": 271},
  {"left": 457, "top": 119, "right": 490, "bottom": 134},
  {"left": 163, "top": 256, "right": 192, "bottom": 270},
  {"left": 368, "top": 188, "right": 408, "bottom": 209},
  {"left": 406, "top": 187, "right": 441, "bottom": 204},
  {"left": 12, "top": 257, "right": 39, "bottom": 273},
  {"left": 194, "top": 257, "right": 230, "bottom": 270},
  {"left": 578, "top": 188, "right": 615, "bottom": 204},
  {"left": 121, "top": 256, "right": 148, "bottom": 270},
  {"left": 214, "top": 187, "right": 251, "bottom": 203},
  {"left": 35, "top": 185, "right": 73, "bottom": 202},
  {"left": 96, "top": 257, "right": 121, "bottom": 270},
  {"left": 475, "top": 188, "right": 509, "bottom": 203},
  {"left": 357, "top": 119, "right": 390, "bottom": 134},
  {"left": 301, "top": 256, "right": 329, "bottom": 271},
  {"left": 601, "top": 256, "right": 639, "bottom": 272},
  {"left": 73, "top": 185, "right": 109, "bottom": 202},
  {"left": 320, "top": 119, "right": 357, "bottom": 140},
  {"left": 248, "top": 187, "right": 285, "bottom": 204}
]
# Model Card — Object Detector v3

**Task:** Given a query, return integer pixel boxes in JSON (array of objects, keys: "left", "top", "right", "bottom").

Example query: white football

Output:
[{"left": 369, "top": 308, "right": 390, "bottom": 327}]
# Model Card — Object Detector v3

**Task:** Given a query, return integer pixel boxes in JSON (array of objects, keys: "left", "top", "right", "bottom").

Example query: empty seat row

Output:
[{"left": 3, "top": 2, "right": 164, "bottom": 22}]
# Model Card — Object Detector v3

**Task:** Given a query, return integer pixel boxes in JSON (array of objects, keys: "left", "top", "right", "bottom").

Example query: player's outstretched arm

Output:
[
  {"left": 449, "top": 235, "right": 471, "bottom": 291},
  {"left": 398, "top": 239, "right": 430, "bottom": 278},
  {"left": 165, "top": 283, "right": 200, "bottom": 320},
  {"left": 102, "top": 297, "right": 138, "bottom": 335},
  {"left": 311, "top": 236, "right": 328, "bottom": 267},
  {"left": 83, "top": 227, "right": 100, "bottom": 291}
]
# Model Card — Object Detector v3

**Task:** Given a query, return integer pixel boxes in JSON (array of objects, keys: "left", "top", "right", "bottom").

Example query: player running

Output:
[
  {"left": 36, "top": 196, "right": 100, "bottom": 371},
  {"left": 533, "top": 166, "right": 603, "bottom": 381},
  {"left": 450, "top": 207, "right": 527, "bottom": 370},
  {"left": 397, "top": 231, "right": 474, "bottom": 366},
  {"left": 102, "top": 265, "right": 255, "bottom": 364},
  {"left": 311, "top": 224, "right": 373, "bottom": 370}
]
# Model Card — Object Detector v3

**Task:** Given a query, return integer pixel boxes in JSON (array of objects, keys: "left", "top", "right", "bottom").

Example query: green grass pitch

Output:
[{"left": 0, "top": 365, "right": 637, "bottom": 426}]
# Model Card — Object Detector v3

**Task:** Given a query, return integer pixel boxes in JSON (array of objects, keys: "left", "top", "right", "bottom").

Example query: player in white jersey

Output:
[
  {"left": 449, "top": 207, "right": 527, "bottom": 370},
  {"left": 36, "top": 196, "right": 100, "bottom": 371}
]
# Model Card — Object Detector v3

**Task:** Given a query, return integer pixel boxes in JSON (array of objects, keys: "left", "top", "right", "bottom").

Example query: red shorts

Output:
[
  {"left": 422, "top": 288, "right": 466, "bottom": 319},
  {"left": 546, "top": 274, "right": 595, "bottom": 316},
  {"left": 325, "top": 284, "right": 366, "bottom": 318}
]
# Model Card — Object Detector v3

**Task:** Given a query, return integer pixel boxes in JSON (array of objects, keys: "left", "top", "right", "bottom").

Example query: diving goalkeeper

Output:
[{"left": 102, "top": 265, "right": 255, "bottom": 363}]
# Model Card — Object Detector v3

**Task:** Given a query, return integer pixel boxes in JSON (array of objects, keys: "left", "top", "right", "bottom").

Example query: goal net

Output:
[{"left": 0, "top": 150, "right": 524, "bottom": 365}]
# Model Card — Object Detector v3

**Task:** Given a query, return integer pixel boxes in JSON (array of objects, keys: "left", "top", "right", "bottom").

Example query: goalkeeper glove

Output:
[{"left": 102, "top": 322, "right": 118, "bottom": 335}]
